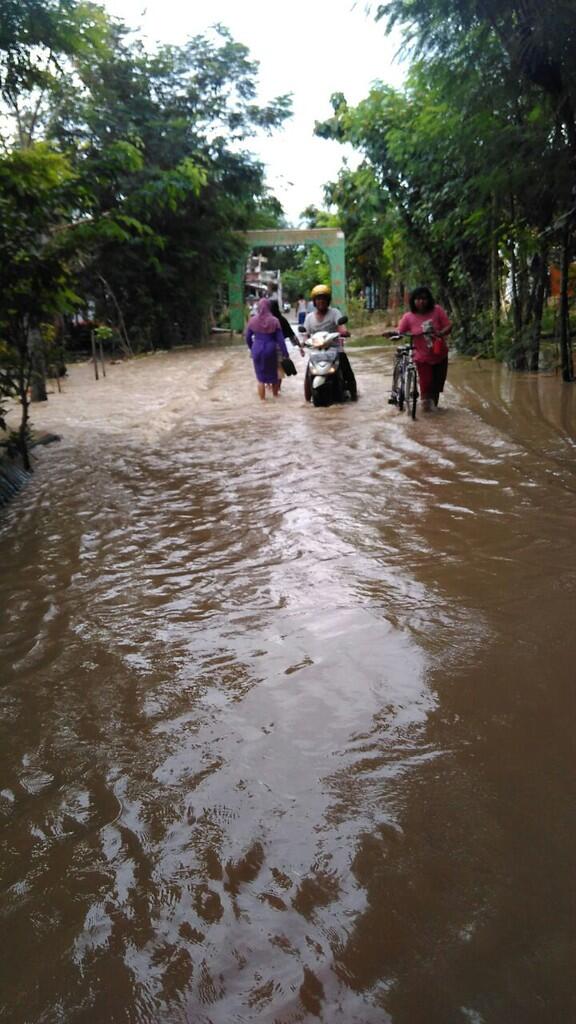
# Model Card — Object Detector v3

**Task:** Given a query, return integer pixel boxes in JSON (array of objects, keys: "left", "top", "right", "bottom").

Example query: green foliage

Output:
[
  {"left": 370, "top": 0, "right": 576, "bottom": 125},
  {"left": 0, "top": 140, "right": 81, "bottom": 465},
  {"left": 0, "top": 0, "right": 85, "bottom": 98},
  {"left": 42, "top": 22, "right": 292, "bottom": 345},
  {"left": 282, "top": 245, "right": 331, "bottom": 301},
  {"left": 0, "top": 8, "right": 292, "bottom": 351},
  {"left": 0, "top": 3, "right": 293, "bottom": 455},
  {"left": 93, "top": 325, "right": 114, "bottom": 342},
  {"left": 316, "top": 6, "right": 575, "bottom": 368},
  {"left": 0, "top": 143, "right": 79, "bottom": 329},
  {"left": 300, "top": 205, "right": 340, "bottom": 229},
  {"left": 323, "top": 163, "right": 393, "bottom": 304}
]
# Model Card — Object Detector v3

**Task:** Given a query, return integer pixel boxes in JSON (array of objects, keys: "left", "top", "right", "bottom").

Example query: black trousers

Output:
[{"left": 340, "top": 351, "right": 357, "bottom": 399}]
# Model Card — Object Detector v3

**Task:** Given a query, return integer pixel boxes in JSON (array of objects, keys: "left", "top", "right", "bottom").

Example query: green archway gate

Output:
[{"left": 229, "top": 228, "right": 346, "bottom": 332}]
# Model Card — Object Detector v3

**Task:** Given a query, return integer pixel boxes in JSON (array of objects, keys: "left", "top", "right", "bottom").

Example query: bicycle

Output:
[{"left": 388, "top": 334, "right": 419, "bottom": 420}]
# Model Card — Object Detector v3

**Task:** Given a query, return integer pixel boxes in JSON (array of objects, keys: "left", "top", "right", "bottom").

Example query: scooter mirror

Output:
[
  {"left": 297, "top": 325, "right": 306, "bottom": 334},
  {"left": 337, "top": 316, "right": 348, "bottom": 325}
]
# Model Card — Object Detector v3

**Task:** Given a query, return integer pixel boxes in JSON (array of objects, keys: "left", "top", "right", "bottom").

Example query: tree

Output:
[
  {"left": 317, "top": 17, "right": 574, "bottom": 371},
  {"left": 0, "top": 144, "right": 79, "bottom": 467},
  {"left": 0, "top": 0, "right": 111, "bottom": 148},
  {"left": 323, "top": 164, "right": 394, "bottom": 307},
  {"left": 371, "top": 0, "right": 576, "bottom": 152},
  {"left": 44, "top": 23, "right": 292, "bottom": 344},
  {"left": 0, "top": 5, "right": 293, "bottom": 455},
  {"left": 367, "top": 0, "right": 576, "bottom": 376}
]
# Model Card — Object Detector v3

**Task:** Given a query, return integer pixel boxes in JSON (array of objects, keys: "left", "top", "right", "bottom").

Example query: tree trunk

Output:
[
  {"left": 18, "top": 391, "right": 31, "bottom": 471},
  {"left": 16, "top": 337, "right": 32, "bottom": 471},
  {"left": 556, "top": 93, "right": 576, "bottom": 162},
  {"left": 491, "top": 196, "right": 501, "bottom": 340},
  {"left": 98, "top": 275, "right": 133, "bottom": 357},
  {"left": 508, "top": 192, "right": 531, "bottom": 369},
  {"left": 29, "top": 327, "right": 48, "bottom": 402},
  {"left": 529, "top": 247, "right": 548, "bottom": 372},
  {"left": 559, "top": 221, "right": 574, "bottom": 382},
  {"left": 509, "top": 242, "right": 527, "bottom": 369},
  {"left": 198, "top": 316, "right": 210, "bottom": 343},
  {"left": 443, "top": 284, "right": 463, "bottom": 336}
]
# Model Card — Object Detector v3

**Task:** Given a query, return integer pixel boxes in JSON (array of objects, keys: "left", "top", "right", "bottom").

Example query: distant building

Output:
[{"left": 245, "top": 254, "right": 281, "bottom": 307}]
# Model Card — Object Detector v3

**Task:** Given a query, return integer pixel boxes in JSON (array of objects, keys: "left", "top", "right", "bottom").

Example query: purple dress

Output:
[{"left": 246, "top": 327, "right": 288, "bottom": 384}]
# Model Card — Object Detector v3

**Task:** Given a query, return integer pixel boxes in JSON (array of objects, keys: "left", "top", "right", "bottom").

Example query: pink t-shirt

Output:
[{"left": 397, "top": 305, "right": 451, "bottom": 364}]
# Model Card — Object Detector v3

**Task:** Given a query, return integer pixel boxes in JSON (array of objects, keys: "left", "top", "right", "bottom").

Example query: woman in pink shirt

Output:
[{"left": 388, "top": 286, "right": 452, "bottom": 411}]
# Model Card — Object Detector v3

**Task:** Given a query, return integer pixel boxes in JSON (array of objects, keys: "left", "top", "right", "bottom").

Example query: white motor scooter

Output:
[{"left": 298, "top": 317, "right": 355, "bottom": 407}]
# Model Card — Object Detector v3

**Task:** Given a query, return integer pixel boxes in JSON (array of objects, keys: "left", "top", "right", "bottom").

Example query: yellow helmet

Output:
[{"left": 310, "top": 284, "right": 331, "bottom": 300}]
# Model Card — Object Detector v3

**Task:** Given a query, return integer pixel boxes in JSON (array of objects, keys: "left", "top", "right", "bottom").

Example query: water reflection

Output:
[{"left": 1, "top": 347, "right": 575, "bottom": 1022}]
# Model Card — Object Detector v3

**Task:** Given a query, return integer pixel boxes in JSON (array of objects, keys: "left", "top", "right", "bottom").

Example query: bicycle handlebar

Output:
[
  {"left": 385, "top": 331, "right": 432, "bottom": 340},
  {"left": 387, "top": 334, "right": 414, "bottom": 346}
]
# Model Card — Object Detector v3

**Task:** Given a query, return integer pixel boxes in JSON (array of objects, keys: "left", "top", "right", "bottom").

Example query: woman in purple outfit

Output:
[{"left": 245, "top": 298, "right": 289, "bottom": 401}]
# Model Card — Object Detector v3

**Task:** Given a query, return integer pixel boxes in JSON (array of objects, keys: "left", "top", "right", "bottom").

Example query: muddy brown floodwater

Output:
[{"left": 1, "top": 343, "right": 575, "bottom": 1024}]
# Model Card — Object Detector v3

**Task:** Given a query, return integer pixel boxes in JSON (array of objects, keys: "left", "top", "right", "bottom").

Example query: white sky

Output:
[{"left": 102, "top": 0, "right": 406, "bottom": 224}]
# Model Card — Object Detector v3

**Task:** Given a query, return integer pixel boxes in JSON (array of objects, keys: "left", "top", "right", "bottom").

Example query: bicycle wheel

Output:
[
  {"left": 389, "top": 361, "right": 401, "bottom": 409},
  {"left": 406, "top": 367, "right": 418, "bottom": 419},
  {"left": 396, "top": 366, "right": 406, "bottom": 411}
]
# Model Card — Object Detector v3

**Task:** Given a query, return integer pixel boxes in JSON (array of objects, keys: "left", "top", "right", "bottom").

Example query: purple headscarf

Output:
[{"left": 248, "top": 298, "right": 280, "bottom": 334}]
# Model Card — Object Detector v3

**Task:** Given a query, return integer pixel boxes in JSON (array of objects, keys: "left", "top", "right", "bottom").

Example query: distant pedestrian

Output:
[{"left": 296, "top": 294, "right": 307, "bottom": 327}]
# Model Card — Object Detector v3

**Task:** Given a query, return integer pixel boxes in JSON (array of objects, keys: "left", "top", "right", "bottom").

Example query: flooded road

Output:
[{"left": 1, "top": 344, "right": 575, "bottom": 1023}]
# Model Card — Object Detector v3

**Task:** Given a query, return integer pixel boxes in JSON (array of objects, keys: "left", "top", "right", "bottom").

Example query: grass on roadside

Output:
[{"left": 346, "top": 336, "right": 395, "bottom": 349}]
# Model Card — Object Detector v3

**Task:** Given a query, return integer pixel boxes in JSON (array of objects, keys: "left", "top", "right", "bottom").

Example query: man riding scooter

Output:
[{"left": 302, "top": 284, "right": 358, "bottom": 402}]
